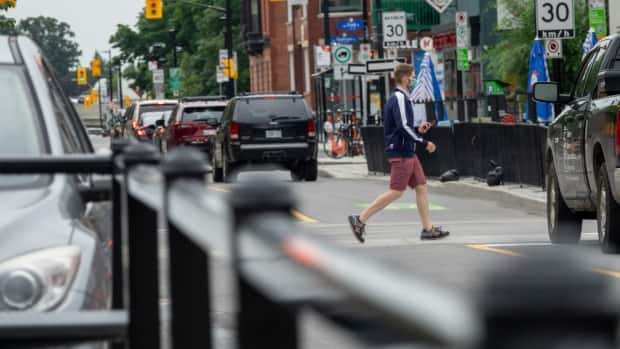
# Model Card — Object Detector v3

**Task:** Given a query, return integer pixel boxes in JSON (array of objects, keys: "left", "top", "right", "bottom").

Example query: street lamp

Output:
[{"left": 168, "top": 28, "right": 178, "bottom": 67}]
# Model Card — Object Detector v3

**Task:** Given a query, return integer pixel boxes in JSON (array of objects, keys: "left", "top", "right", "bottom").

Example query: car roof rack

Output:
[
  {"left": 238, "top": 91, "right": 300, "bottom": 97},
  {"left": 179, "top": 95, "right": 227, "bottom": 103}
]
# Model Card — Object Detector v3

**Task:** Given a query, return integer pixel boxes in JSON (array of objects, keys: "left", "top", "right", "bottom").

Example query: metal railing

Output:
[{"left": 0, "top": 140, "right": 619, "bottom": 349}]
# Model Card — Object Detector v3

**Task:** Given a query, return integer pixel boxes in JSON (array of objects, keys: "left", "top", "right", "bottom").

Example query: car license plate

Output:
[
  {"left": 266, "top": 129, "right": 282, "bottom": 138},
  {"left": 203, "top": 129, "right": 217, "bottom": 136}
]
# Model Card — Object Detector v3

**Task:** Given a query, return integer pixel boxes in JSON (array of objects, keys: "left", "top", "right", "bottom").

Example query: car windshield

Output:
[
  {"left": 140, "top": 111, "right": 171, "bottom": 126},
  {"left": 139, "top": 104, "right": 176, "bottom": 119},
  {"left": 0, "top": 66, "right": 46, "bottom": 189},
  {"left": 181, "top": 106, "right": 225, "bottom": 122},
  {"left": 234, "top": 98, "right": 308, "bottom": 122}
]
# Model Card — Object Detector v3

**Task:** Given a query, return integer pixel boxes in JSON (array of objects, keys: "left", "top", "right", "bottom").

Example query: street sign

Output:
[
  {"left": 420, "top": 37, "right": 434, "bottom": 51},
  {"left": 366, "top": 59, "right": 400, "bottom": 73},
  {"left": 536, "top": 0, "right": 575, "bottom": 39},
  {"left": 456, "top": 26, "right": 470, "bottom": 48},
  {"left": 219, "top": 49, "right": 228, "bottom": 65},
  {"left": 331, "top": 35, "right": 360, "bottom": 44},
  {"left": 169, "top": 67, "right": 182, "bottom": 95},
  {"left": 216, "top": 65, "right": 228, "bottom": 83},
  {"left": 457, "top": 48, "right": 470, "bottom": 71},
  {"left": 456, "top": 11, "right": 468, "bottom": 27},
  {"left": 382, "top": 11, "right": 407, "bottom": 47},
  {"left": 333, "top": 45, "right": 353, "bottom": 65},
  {"left": 315, "top": 45, "right": 331, "bottom": 68},
  {"left": 545, "top": 38, "right": 563, "bottom": 58},
  {"left": 425, "top": 0, "right": 454, "bottom": 14},
  {"left": 152, "top": 69, "right": 164, "bottom": 84},
  {"left": 336, "top": 18, "right": 365, "bottom": 32},
  {"left": 358, "top": 43, "right": 371, "bottom": 64},
  {"left": 333, "top": 65, "right": 353, "bottom": 80},
  {"left": 588, "top": 5, "right": 607, "bottom": 39},
  {"left": 348, "top": 64, "right": 366, "bottom": 75}
]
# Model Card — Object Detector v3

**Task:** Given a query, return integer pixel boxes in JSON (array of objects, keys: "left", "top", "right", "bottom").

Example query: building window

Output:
[
  {"left": 322, "top": 0, "right": 363, "bottom": 12},
  {"left": 250, "top": 0, "right": 260, "bottom": 33}
]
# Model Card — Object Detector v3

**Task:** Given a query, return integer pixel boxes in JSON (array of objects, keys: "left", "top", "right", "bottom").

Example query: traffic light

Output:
[
  {"left": 123, "top": 96, "right": 132, "bottom": 108},
  {"left": 145, "top": 0, "right": 163, "bottom": 20},
  {"left": 222, "top": 58, "right": 237, "bottom": 80},
  {"left": 84, "top": 95, "right": 93, "bottom": 108},
  {"left": 90, "top": 89, "right": 98, "bottom": 103},
  {"left": 76, "top": 67, "right": 87, "bottom": 86},
  {"left": 91, "top": 58, "right": 102, "bottom": 78}
]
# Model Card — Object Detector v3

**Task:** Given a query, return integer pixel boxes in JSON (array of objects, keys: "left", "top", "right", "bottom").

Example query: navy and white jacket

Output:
[{"left": 384, "top": 87, "right": 428, "bottom": 158}]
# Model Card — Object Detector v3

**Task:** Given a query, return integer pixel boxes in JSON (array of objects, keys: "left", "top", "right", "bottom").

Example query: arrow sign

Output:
[
  {"left": 336, "top": 18, "right": 365, "bottom": 32},
  {"left": 425, "top": 0, "right": 454, "bottom": 14}
]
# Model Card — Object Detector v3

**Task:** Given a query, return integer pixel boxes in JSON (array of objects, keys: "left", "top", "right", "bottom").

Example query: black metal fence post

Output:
[
  {"left": 161, "top": 149, "right": 212, "bottom": 349},
  {"left": 120, "top": 143, "right": 161, "bottom": 349},
  {"left": 229, "top": 180, "right": 299, "bottom": 349},
  {"left": 111, "top": 139, "right": 131, "bottom": 313}
]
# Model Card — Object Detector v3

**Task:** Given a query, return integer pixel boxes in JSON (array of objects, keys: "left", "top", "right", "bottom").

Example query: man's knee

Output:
[
  {"left": 389, "top": 189, "right": 404, "bottom": 199},
  {"left": 414, "top": 184, "right": 428, "bottom": 195}
]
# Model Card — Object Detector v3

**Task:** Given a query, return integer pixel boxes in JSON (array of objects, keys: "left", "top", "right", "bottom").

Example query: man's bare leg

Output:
[
  {"left": 359, "top": 190, "right": 403, "bottom": 224},
  {"left": 415, "top": 185, "right": 433, "bottom": 231}
]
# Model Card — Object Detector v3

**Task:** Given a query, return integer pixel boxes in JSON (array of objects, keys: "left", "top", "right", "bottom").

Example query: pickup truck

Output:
[{"left": 534, "top": 34, "right": 620, "bottom": 253}]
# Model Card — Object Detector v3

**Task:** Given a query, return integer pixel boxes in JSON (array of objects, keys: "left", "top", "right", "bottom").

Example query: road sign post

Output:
[
  {"left": 536, "top": 0, "right": 575, "bottom": 39},
  {"left": 152, "top": 69, "right": 165, "bottom": 99}
]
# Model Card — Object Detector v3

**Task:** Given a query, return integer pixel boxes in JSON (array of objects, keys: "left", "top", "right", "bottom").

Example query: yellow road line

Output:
[
  {"left": 291, "top": 209, "right": 319, "bottom": 224},
  {"left": 592, "top": 268, "right": 620, "bottom": 279},
  {"left": 466, "top": 244, "right": 523, "bottom": 257}
]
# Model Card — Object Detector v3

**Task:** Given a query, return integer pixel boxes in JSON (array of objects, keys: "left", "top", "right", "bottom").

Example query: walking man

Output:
[{"left": 348, "top": 63, "right": 449, "bottom": 243}]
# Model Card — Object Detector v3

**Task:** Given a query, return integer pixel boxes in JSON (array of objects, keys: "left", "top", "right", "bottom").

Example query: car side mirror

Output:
[
  {"left": 156, "top": 119, "right": 165, "bottom": 127},
  {"left": 533, "top": 82, "right": 559, "bottom": 103},
  {"left": 597, "top": 71, "right": 620, "bottom": 97},
  {"left": 207, "top": 118, "right": 219, "bottom": 126}
]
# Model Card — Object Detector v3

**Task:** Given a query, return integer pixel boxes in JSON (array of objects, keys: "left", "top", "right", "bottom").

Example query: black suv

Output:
[{"left": 211, "top": 93, "right": 318, "bottom": 182}]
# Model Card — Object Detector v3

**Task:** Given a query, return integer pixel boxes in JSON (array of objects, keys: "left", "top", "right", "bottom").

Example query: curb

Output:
[{"left": 319, "top": 167, "right": 546, "bottom": 213}]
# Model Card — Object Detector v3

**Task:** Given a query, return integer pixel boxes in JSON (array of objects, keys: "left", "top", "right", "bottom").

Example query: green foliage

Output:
[
  {"left": 11, "top": 17, "right": 81, "bottom": 83},
  {"left": 487, "top": 0, "right": 589, "bottom": 93},
  {"left": 109, "top": 0, "right": 248, "bottom": 98}
]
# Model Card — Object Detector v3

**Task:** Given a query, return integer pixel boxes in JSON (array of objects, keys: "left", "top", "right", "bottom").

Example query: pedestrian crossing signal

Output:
[
  {"left": 91, "top": 58, "right": 102, "bottom": 78},
  {"left": 145, "top": 0, "right": 163, "bottom": 20},
  {"left": 77, "top": 67, "right": 87, "bottom": 86}
]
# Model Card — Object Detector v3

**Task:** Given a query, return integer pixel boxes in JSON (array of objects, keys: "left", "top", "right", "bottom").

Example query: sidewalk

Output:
[{"left": 318, "top": 160, "right": 546, "bottom": 213}]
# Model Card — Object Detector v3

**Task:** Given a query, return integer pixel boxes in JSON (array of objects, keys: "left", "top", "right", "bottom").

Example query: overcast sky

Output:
[{"left": 8, "top": 0, "right": 143, "bottom": 65}]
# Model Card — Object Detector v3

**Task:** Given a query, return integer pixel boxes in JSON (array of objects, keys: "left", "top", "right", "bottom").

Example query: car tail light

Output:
[
  {"left": 230, "top": 121, "right": 239, "bottom": 140},
  {"left": 173, "top": 123, "right": 197, "bottom": 137},
  {"left": 132, "top": 120, "right": 138, "bottom": 129},
  {"left": 616, "top": 112, "right": 620, "bottom": 156},
  {"left": 307, "top": 119, "right": 316, "bottom": 138},
  {"left": 137, "top": 129, "right": 147, "bottom": 137}
]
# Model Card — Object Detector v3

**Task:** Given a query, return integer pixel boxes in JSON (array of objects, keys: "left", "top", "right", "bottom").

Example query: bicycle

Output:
[{"left": 322, "top": 112, "right": 364, "bottom": 159}]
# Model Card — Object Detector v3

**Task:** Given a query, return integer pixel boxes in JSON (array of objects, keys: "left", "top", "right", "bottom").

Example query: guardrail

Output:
[{"left": 0, "top": 140, "right": 618, "bottom": 349}]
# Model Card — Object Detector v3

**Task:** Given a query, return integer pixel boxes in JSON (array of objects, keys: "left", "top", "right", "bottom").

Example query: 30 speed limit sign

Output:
[
  {"left": 382, "top": 11, "right": 407, "bottom": 48},
  {"left": 545, "top": 39, "right": 563, "bottom": 59},
  {"left": 536, "top": 0, "right": 575, "bottom": 39}
]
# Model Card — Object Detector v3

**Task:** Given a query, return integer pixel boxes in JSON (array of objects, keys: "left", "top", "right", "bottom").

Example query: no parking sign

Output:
[{"left": 545, "top": 39, "right": 563, "bottom": 59}]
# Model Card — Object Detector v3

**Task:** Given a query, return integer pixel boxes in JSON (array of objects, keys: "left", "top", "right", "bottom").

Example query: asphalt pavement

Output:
[{"left": 89, "top": 133, "right": 620, "bottom": 348}]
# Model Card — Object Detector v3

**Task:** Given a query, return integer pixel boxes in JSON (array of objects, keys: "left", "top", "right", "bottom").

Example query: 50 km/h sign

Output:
[
  {"left": 536, "top": 0, "right": 575, "bottom": 39},
  {"left": 382, "top": 11, "right": 407, "bottom": 47}
]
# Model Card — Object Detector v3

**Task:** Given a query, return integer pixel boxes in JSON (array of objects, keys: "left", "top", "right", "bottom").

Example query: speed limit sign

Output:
[
  {"left": 536, "top": 0, "right": 575, "bottom": 39},
  {"left": 382, "top": 11, "right": 407, "bottom": 48}
]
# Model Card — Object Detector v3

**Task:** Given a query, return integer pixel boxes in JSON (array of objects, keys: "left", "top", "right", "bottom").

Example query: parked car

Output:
[
  {"left": 534, "top": 34, "right": 620, "bottom": 253},
  {"left": 0, "top": 35, "right": 111, "bottom": 347},
  {"left": 210, "top": 93, "right": 318, "bottom": 182},
  {"left": 123, "top": 99, "right": 177, "bottom": 141},
  {"left": 155, "top": 96, "right": 227, "bottom": 157}
]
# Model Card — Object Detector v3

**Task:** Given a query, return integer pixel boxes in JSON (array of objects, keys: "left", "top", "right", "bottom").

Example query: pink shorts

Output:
[{"left": 389, "top": 157, "right": 427, "bottom": 191}]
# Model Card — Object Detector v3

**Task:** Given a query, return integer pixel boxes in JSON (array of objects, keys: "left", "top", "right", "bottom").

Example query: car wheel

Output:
[
  {"left": 597, "top": 164, "right": 620, "bottom": 253},
  {"left": 213, "top": 165, "right": 224, "bottom": 183},
  {"left": 547, "top": 162, "right": 582, "bottom": 243},
  {"left": 223, "top": 152, "right": 236, "bottom": 183},
  {"left": 304, "top": 158, "right": 318, "bottom": 182}
]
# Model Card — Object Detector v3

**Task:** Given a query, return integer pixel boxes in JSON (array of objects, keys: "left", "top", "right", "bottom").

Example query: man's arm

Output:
[{"left": 393, "top": 92, "right": 428, "bottom": 147}]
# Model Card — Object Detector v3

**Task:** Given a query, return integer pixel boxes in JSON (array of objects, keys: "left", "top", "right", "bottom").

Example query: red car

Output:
[{"left": 154, "top": 96, "right": 228, "bottom": 158}]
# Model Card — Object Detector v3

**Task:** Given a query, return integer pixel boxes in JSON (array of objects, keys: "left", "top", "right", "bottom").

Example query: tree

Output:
[
  {"left": 487, "top": 0, "right": 589, "bottom": 94},
  {"left": 109, "top": 0, "right": 249, "bottom": 98},
  {"left": 16, "top": 17, "right": 81, "bottom": 84}
]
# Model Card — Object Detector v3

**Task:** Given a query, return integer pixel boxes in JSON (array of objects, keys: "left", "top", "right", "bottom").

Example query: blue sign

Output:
[
  {"left": 336, "top": 18, "right": 365, "bottom": 32},
  {"left": 331, "top": 35, "right": 360, "bottom": 44}
]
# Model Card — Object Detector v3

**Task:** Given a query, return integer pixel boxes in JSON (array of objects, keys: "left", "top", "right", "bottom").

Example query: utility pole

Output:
[
  {"left": 118, "top": 66, "right": 123, "bottom": 104},
  {"left": 169, "top": 28, "right": 178, "bottom": 67},
  {"left": 375, "top": 0, "right": 386, "bottom": 121},
  {"left": 322, "top": 0, "right": 330, "bottom": 45},
  {"left": 225, "top": 0, "right": 234, "bottom": 99}
]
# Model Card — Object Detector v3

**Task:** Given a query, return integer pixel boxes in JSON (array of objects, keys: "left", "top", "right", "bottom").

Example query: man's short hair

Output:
[{"left": 394, "top": 63, "right": 414, "bottom": 83}]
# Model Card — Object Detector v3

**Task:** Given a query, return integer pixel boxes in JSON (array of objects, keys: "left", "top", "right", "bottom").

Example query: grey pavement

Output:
[{"left": 87, "top": 131, "right": 620, "bottom": 348}]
